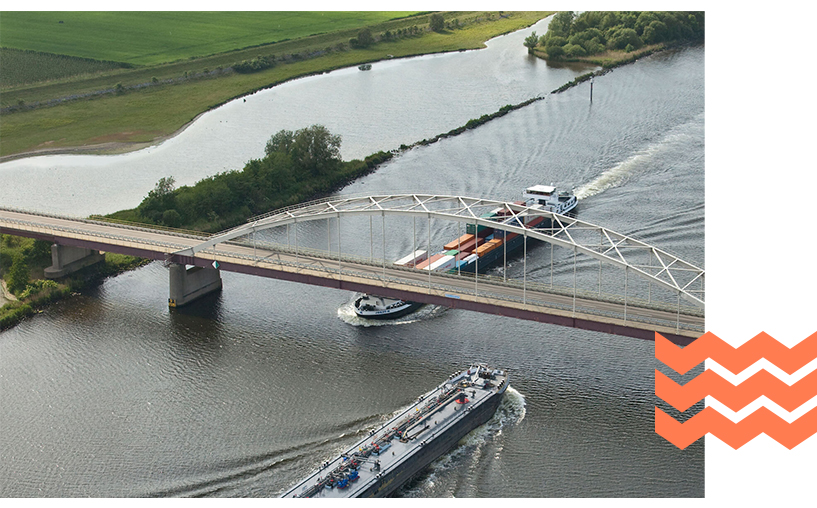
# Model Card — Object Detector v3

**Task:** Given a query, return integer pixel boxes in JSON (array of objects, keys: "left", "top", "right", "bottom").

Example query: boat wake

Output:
[
  {"left": 337, "top": 295, "right": 446, "bottom": 326},
  {"left": 398, "top": 387, "right": 527, "bottom": 497},
  {"left": 574, "top": 113, "right": 704, "bottom": 200}
]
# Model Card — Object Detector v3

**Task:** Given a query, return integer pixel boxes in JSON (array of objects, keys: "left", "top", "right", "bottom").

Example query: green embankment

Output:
[
  {"left": 0, "top": 11, "right": 551, "bottom": 158},
  {"left": 0, "top": 234, "right": 149, "bottom": 330},
  {"left": 0, "top": 11, "right": 418, "bottom": 66}
]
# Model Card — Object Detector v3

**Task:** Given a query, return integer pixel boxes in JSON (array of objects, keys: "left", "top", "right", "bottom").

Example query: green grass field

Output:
[
  {"left": 0, "top": 11, "right": 418, "bottom": 65},
  {"left": 0, "top": 11, "right": 552, "bottom": 158},
  {"left": 0, "top": 48, "right": 126, "bottom": 87}
]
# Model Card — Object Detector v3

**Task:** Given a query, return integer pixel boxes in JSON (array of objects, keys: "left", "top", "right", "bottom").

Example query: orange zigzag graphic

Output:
[
  {"left": 656, "top": 331, "right": 817, "bottom": 375},
  {"left": 655, "top": 405, "right": 817, "bottom": 449},
  {"left": 656, "top": 369, "right": 817, "bottom": 412}
]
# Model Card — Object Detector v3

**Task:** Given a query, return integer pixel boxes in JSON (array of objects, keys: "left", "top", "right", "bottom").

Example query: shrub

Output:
[
  {"left": 429, "top": 13, "right": 445, "bottom": 32},
  {"left": 234, "top": 55, "right": 276, "bottom": 74},
  {"left": 564, "top": 44, "right": 587, "bottom": 57},
  {"left": 546, "top": 45, "right": 565, "bottom": 59},
  {"left": 583, "top": 39, "right": 605, "bottom": 55},
  {"left": 6, "top": 253, "right": 29, "bottom": 294},
  {"left": 359, "top": 28, "right": 374, "bottom": 46},
  {"left": 544, "top": 35, "right": 567, "bottom": 49},
  {"left": 162, "top": 209, "right": 182, "bottom": 227},
  {"left": 607, "top": 27, "right": 643, "bottom": 50}
]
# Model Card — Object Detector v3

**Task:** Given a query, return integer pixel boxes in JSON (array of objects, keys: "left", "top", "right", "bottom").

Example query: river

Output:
[{"left": 0, "top": 17, "right": 704, "bottom": 497}]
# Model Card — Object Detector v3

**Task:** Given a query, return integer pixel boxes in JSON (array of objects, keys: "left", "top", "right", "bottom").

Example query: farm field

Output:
[
  {"left": 0, "top": 48, "right": 127, "bottom": 88},
  {"left": 0, "top": 11, "right": 418, "bottom": 65},
  {"left": 0, "top": 11, "right": 551, "bottom": 159}
]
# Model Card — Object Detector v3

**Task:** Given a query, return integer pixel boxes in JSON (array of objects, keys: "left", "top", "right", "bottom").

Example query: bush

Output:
[
  {"left": 234, "top": 55, "right": 276, "bottom": 74},
  {"left": 607, "top": 27, "right": 643, "bottom": 50},
  {"left": 6, "top": 253, "right": 29, "bottom": 295},
  {"left": 18, "top": 279, "right": 59, "bottom": 300},
  {"left": 546, "top": 45, "right": 565, "bottom": 59},
  {"left": 524, "top": 31, "right": 539, "bottom": 52},
  {"left": 564, "top": 44, "right": 587, "bottom": 57},
  {"left": 429, "top": 13, "right": 445, "bottom": 32},
  {"left": 583, "top": 39, "right": 605, "bottom": 55},
  {"left": 162, "top": 209, "right": 182, "bottom": 227},
  {"left": 544, "top": 35, "right": 567, "bottom": 49}
]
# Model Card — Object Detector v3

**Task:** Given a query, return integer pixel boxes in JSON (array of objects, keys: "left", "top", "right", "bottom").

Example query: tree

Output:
[
  {"left": 548, "top": 11, "right": 575, "bottom": 38},
  {"left": 290, "top": 125, "right": 342, "bottom": 176},
  {"left": 643, "top": 20, "right": 668, "bottom": 44},
  {"left": 7, "top": 253, "right": 29, "bottom": 295},
  {"left": 137, "top": 176, "right": 176, "bottom": 223},
  {"left": 546, "top": 44, "right": 565, "bottom": 59},
  {"left": 151, "top": 176, "right": 176, "bottom": 198},
  {"left": 429, "top": 13, "right": 445, "bottom": 32},
  {"left": 607, "top": 27, "right": 643, "bottom": 50},
  {"left": 162, "top": 209, "right": 182, "bottom": 228},
  {"left": 523, "top": 31, "right": 539, "bottom": 53},
  {"left": 357, "top": 28, "right": 374, "bottom": 47},
  {"left": 265, "top": 129, "right": 295, "bottom": 156}
]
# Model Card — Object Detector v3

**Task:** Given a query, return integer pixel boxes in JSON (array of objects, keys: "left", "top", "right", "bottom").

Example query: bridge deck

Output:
[{"left": 1, "top": 208, "right": 703, "bottom": 344}]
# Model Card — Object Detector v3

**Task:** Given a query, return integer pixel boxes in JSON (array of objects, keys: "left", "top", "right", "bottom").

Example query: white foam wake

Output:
[
  {"left": 399, "top": 386, "right": 527, "bottom": 496},
  {"left": 574, "top": 114, "right": 704, "bottom": 200},
  {"left": 336, "top": 294, "right": 446, "bottom": 327}
]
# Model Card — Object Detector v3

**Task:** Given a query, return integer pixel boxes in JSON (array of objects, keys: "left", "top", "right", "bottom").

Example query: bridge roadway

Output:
[{"left": 0, "top": 208, "right": 703, "bottom": 344}]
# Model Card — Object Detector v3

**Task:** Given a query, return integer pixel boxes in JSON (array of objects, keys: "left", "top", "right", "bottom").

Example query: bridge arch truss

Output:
[{"left": 176, "top": 194, "right": 704, "bottom": 309}]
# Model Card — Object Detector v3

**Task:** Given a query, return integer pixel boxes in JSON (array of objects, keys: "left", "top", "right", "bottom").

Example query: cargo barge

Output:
[
  {"left": 353, "top": 185, "right": 577, "bottom": 319},
  {"left": 279, "top": 364, "right": 509, "bottom": 498}
]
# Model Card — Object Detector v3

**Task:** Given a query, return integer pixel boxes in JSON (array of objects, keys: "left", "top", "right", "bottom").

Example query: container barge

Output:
[
  {"left": 353, "top": 185, "right": 577, "bottom": 319},
  {"left": 279, "top": 364, "right": 509, "bottom": 498}
]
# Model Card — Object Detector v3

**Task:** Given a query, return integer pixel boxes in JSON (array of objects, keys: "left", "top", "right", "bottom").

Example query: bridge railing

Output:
[
  {"left": 219, "top": 239, "right": 704, "bottom": 333},
  {"left": 228, "top": 237, "right": 703, "bottom": 315},
  {"left": 1, "top": 206, "right": 211, "bottom": 241},
  {"left": 0, "top": 213, "right": 193, "bottom": 252}
]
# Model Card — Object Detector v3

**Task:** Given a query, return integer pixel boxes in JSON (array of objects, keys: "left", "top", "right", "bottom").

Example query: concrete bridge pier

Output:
[
  {"left": 168, "top": 263, "right": 222, "bottom": 307},
  {"left": 44, "top": 244, "right": 105, "bottom": 279}
]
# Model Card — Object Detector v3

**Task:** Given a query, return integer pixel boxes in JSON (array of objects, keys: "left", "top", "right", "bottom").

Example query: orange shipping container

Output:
[
  {"left": 444, "top": 234, "right": 474, "bottom": 251},
  {"left": 476, "top": 242, "right": 499, "bottom": 256}
]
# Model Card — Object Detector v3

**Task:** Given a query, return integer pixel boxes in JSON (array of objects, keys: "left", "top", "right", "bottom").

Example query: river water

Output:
[{"left": 0, "top": 17, "right": 704, "bottom": 498}]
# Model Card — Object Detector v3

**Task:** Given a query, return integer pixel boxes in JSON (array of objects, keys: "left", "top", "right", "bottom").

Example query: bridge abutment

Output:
[
  {"left": 44, "top": 244, "right": 105, "bottom": 279},
  {"left": 168, "top": 263, "right": 222, "bottom": 307}
]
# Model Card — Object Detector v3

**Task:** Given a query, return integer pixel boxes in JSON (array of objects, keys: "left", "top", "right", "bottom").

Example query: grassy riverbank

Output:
[
  {"left": 0, "top": 234, "right": 149, "bottom": 330},
  {"left": 0, "top": 11, "right": 551, "bottom": 159}
]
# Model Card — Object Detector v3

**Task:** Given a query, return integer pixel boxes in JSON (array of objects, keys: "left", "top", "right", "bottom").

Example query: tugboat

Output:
[
  {"left": 280, "top": 364, "right": 509, "bottom": 498},
  {"left": 353, "top": 294, "right": 424, "bottom": 320},
  {"left": 350, "top": 185, "right": 577, "bottom": 321}
]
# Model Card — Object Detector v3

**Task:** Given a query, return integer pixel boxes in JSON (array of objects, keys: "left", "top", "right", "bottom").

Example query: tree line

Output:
[
  {"left": 524, "top": 11, "right": 704, "bottom": 59},
  {"left": 107, "top": 125, "right": 392, "bottom": 232}
]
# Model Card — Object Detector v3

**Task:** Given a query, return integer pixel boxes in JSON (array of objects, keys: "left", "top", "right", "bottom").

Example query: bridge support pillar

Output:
[
  {"left": 168, "top": 263, "right": 222, "bottom": 307},
  {"left": 44, "top": 244, "right": 105, "bottom": 279}
]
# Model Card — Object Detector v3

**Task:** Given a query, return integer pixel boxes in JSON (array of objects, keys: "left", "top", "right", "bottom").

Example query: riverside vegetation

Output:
[
  {"left": 0, "top": 11, "right": 551, "bottom": 158},
  {"left": 0, "top": 11, "right": 553, "bottom": 330},
  {"left": 0, "top": 235, "right": 149, "bottom": 330},
  {"left": 524, "top": 11, "right": 704, "bottom": 64},
  {"left": 5, "top": 11, "right": 702, "bottom": 329}
]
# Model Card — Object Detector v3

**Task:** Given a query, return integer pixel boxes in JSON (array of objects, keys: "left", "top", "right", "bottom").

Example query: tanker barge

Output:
[
  {"left": 279, "top": 364, "right": 509, "bottom": 498},
  {"left": 354, "top": 185, "right": 577, "bottom": 319}
]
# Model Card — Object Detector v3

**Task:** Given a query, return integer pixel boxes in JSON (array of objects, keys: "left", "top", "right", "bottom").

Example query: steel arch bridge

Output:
[{"left": 176, "top": 193, "right": 705, "bottom": 309}]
